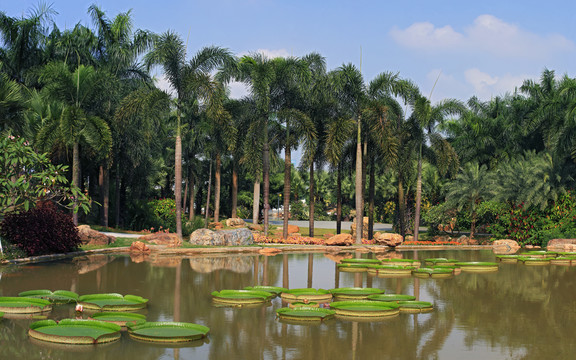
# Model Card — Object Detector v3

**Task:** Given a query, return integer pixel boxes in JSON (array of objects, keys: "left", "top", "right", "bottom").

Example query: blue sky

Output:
[{"left": 3, "top": 0, "right": 576, "bottom": 102}]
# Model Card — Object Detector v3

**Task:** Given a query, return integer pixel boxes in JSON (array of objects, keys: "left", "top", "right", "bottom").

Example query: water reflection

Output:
[{"left": 0, "top": 250, "right": 574, "bottom": 359}]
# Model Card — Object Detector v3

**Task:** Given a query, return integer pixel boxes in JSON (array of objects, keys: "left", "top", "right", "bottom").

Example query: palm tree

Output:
[
  {"left": 145, "top": 31, "right": 232, "bottom": 238},
  {"left": 0, "top": 73, "right": 26, "bottom": 134},
  {"left": 39, "top": 62, "right": 112, "bottom": 225}
]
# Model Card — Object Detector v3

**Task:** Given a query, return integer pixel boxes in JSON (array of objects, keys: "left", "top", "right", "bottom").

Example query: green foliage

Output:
[
  {"left": 0, "top": 134, "right": 91, "bottom": 218},
  {"left": 290, "top": 201, "right": 308, "bottom": 220},
  {"left": 149, "top": 198, "right": 180, "bottom": 233},
  {"left": 235, "top": 206, "right": 251, "bottom": 219}
]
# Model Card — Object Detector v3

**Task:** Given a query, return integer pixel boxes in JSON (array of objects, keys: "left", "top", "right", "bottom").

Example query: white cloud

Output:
[
  {"left": 228, "top": 81, "right": 249, "bottom": 99},
  {"left": 464, "top": 68, "right": 529, "bottom": 99},
  {"left": 390, "top": 14, "right": 575, "bottom": 58},
  {"left": 238, "top": 48, "right": 291, "bottom": 59}
]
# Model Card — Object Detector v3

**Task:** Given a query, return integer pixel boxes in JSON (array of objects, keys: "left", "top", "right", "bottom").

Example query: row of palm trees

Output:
[{"left": 2, "top": 5, "right": 576, "bottom": 243}]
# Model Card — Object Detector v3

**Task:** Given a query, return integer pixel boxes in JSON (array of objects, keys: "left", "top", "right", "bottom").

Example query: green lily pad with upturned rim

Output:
[
  {"left": 341, "top": 258, "right": 382, "bottom": 264},
  {"left": 329, "top": 287, "right": 384, "bottom": 300},
  {"left": 518, "top": 257, "right": 551, "bottom": 265},
  {"left": 337, "top": 263, "right": 370, "bottom": 272},
  {"left": 455, "top": 262, "right": 499, "bottom": 272},
  {"left": 89, "top": 312, "right": 147, "bottom": 327},
  {"left": 276, "top": 307, "right": 335, "bottom": 321},
  {"left": 397, "top": 301, "right": 434, "bottom": 313},
  {"left": 127, "top": 321, "right": 209, "bottom": 343},
  {"left": 550, "top": 257, "right": 573, "bottom": 266},
  {"left": 243, "top": 286, "right": 287, "bottom": 295},
  {"left": 496, "top": 255, "right": 519, "bottom": 263},
  {"left": 521, "top": 251, "right": 554, "bottom": 258},
  {"left": 371, "top": 265, "right": 416, "bottom": 276},
  {"left": 380, "top": 259, "right": 421, "bottom": 267},
  {"left": 330, "top": 300, "right": 400, "bottom": 317},
  {"left": 412, "top": 267, "right": 453, "bottom": 278},
  {"left": 280, "top": 288, "right": 332, "bottom": 302},
  {"left": 78, "top": 293, "right": 148, "bottom": 311},
  {"left": 366, "top": 294, "right": 416, "bottom": 302},
  {"left": 288, "top": 302, "right": 319, "bottom": 308},
  {"left": 211, "top": 290, "right": 273, "bottom": 305},
  {"left": 19, "top": 290, "right": 78, "bottom": 304},
  {"left": 424, "top": 258, "right": 459, "bottom": 266},
  {"left": 28, "top": 319, "right": 121, "bottom": 345},
  {"left": 0, "top": 297, "right": 52, "bottom": 314}
]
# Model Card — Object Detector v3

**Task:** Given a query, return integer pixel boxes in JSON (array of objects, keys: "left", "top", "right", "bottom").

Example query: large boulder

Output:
[
  {"left": 325, "top": 233, "right": 353, "bottom": 246},
  {"left": 457, "top": 235, "right": 478, "bottom": 245},
  {"left": 129, "top": 241, "right": 150, "bottom": 253},
  {"left": 373, "top": 232, "right": 404, "bottom": 247},
  {"left": 278, "top": 224, "right": 300, "bottom": 234},
  {"left": 77, "top": 225, "right": 116, "bottom": 246},
  {"left": 350, "top": 217, "right": 369, "bottom": 239},
  {"left": 226, "top": 218, "right": 246, "bottom": 227},
  {"left": 492, "top": 239, "right": 520, "bottom": 254},
  {"left": 138, "top": 233, "right": 182, "bottom": 247},
  {"left": 247, "top": 223, "right": 263, "bottom": 231},
  {"left": 546, "top": 239, "right": 576, "bottom": 252},
  {"left": 189, "top": 228, "right": 254, "bottom": 246}
]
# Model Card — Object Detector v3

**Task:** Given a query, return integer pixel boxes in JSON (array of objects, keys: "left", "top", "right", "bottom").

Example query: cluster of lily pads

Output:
[
  {"left": 338, "top": 257, "right": 500, "bottom": 278},
  {"left": 0, "top": 290, "right": 209, "bottom": 345},
  {"left": 496, "top": 250, "right": 576, "bottom": 266},
  {"left": 212, "top": 285, "right": 434, "bottom": 322}
]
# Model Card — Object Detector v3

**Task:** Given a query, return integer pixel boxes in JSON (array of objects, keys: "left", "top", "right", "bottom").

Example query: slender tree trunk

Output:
[
  {"left": 175, "top": 133, "right": 183, "bottom": 238},
  {"left": 99, "top": 165, "right": 104, "bottom": 224},
  {"left": 413, "top": 148, "right": 423, "bottom": 242},
  {"left": 115, "top": 161, "right": 120, "bottom": 227},
  {"left": 72, "top": 141, "right": 80, "bottom": 226},
  {"left": 263, "top": 138, "right": 270, "bottom": 236},
  {"left": 361, "top": 140, "right": 368, "bottom": 216},
  {"left": 336, "top": 164, "right": 342, "bottom": 234},
  {"left": 231, "top": 160, "right": 238, "bottom": 218},
  {"left": 252, "top": 180, "right": 260, "bottom": 225},
  {"left": 398, "top": 174, "right": 406, "bottom": 238},
  {"left": 355, "top": 116, "right": 363, "bottom": 244},
  {"left": 309, "top": 162, "right": 315, "bottom": 237},
  {"left": 183, "top": 174, "right": 188, "bottom": 216},
  {"left": 204, "top": 160, "right": 212, "bottom": 228},
  {"left": 282, "top": 144, "right": 291, "bottom": 239},
  {"left": 307, "top": 253, "right": 314, "bottom": 288},
  {"left": 99, "top": 163, "right": 109, "bottom": 227},
  {"left": 189, "top": 172, "right": 195, "bottom": 221},
  {"left": 368, "top": 157, "right": 375, "bottom": 240},
  {"left": 214, "top": 153, "right": 221, "bottom": 223}
]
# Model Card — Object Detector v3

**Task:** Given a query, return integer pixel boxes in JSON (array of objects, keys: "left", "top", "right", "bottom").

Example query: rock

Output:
[
  {"left": 279, "top": 225, "right": 300, "bottom": 233},
  {"left": 546, "top": 239, "right": 576, "bottom": 252},
  {"left": 129, "top": 253, "right": 149, "bottom": 263},
  {"left": 457, "top": 235, "right": 478, "bottom": 245},
  {"left": 324, "top": 233, "right": 334, "bottom": 239},
  {"left": 138, "top": 233, "right": 182, "bottom": 247},
  {"left": 433, "top": 235, "right": 452, "bottom": 242},
  {"left": 129, "top": 241, "right": 150, "bottom": 253},
  {"left": 247, "top": 223, "right": 263, "bottom": 231},
  {"left": 209, "top": 222, "right": 223, "bottom": 230},
  {"left": 77, "top": 225, "right": 116, "bottom": 246},
  {"left": 492, "top": 239, "right": 520, "bottom": 254},
  {"left": 373, "top": 232, "right": 404, "bottom": 247},
  {"left": 226, "top": 218, "right": 246, "bottom": 227},
  {"left": 405, "top": 235, "right": 414, "bottom": 242},
  {"left": 259, "top": 248, "right": 282, "bottom": 256},
  {"left": 325, "top": 233, "right": 353, "bottom": 246},
  {"left": 350, "top": 217, "right": 369, "bottom": 239},
  {"left": 189, "top": 228, "right": 254, "bottom": 246}
]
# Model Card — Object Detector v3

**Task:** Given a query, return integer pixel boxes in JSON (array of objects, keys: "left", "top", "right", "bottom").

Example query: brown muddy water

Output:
[{"left": 0, "top": 250, "right": 575, "bottom": 360}]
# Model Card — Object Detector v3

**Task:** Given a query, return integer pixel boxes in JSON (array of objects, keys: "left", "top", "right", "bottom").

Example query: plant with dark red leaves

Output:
[{"left": 0, "top": 202, "right": 80, "bottom": 257}]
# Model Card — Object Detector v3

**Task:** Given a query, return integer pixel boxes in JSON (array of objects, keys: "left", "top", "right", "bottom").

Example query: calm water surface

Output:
[{"left": 0, "top": 250, "right": 575, "bottom": 360}]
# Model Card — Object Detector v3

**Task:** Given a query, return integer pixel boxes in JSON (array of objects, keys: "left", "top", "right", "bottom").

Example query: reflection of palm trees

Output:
[{"left": 307, "top": 254, "right": 314, "bottom": 288}]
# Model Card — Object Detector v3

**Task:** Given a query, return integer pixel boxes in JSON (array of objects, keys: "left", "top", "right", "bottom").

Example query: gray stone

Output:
[{"left": 189, "top": 228, "right": 254, "bottom": 246}]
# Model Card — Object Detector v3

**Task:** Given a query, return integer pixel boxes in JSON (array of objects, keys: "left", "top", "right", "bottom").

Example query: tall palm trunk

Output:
[
  {"left": 115, "top": 161, "right": 121, "bottom": 227},
  {"left": 413, "top": 147, "right": 423, "bottom": 242},
  {"left": 99, "top": 164, "right": 109, "bottom": 227},
  {"left": 231, "top": 160, "right": 238, "bottom": 218},
  {"left": 336, "top": 164, "right": 342, "bottom": 234},
  {"left": 183, "top": 176, "right": 188, "bottom": 215},
  {"left": 397, "top": 174, "right": 406, "bottom": 237},
  {"left": 263, "top": 127, "right": 270, "bottom": 236},
  {"left": 214, "top": 153, "right": 221, "bottom": 223},
  {"left": 188, "top": 171, "right": 195, "bottom": 221},
  {"left": 72, "top": 141, "right": 80, "bottom": 226},
  {"left": 308, "top": 162, "right": 315, "bottom": 237},
  {"left": 368, "top": 157, "right": 375, "bottom": 240},
  {"left": 252, "top": 180, "right": 260, "bottom": 225},
  {"left": 175, "top": 132, "right": 183, "bottom": 238},
  {"left": 282, "top": 143, "right": 291, "bottom": 239},
  {"left": 204, "top": 160, "right": 212, "bottom": 228},
  {"left": 354, "top": 116, "right": 363, "bottom": 244}
]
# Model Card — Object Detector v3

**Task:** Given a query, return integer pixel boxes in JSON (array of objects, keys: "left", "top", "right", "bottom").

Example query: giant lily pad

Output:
[
  {"left": 455, "top": 262, "right": 499, "bottom": 273},
  {"left": 519, "top": 257, "right": 550, "bottom": 266},
  {"left": 366, "top": 294, "right": 416, "bottom": 302},
  {"left": 550, "top": 257, "right": 575, "bottom": 266},
  {"left": 368, "top": 265, "right": 416, "bottom": 277},
  {"left": 19, "top": 290, "right": 78, "bottom": 304},
  {"left": 0, "top": 297, "right": 52, "bottom": 314},
  {"left": 412, "top": 267, "right": 453, "bottom": 279},
  {"left": 341, "top": 258, "right": 382, "bottom": 264},
  {"left": 397, "top": 301, "right": 434, "bottom": 313},
  {"left": 337, "top": 263, "right": 370, "bottom": 272},
  {"left": 276, "top": 307, "right": 335, "bottom": 321},
  {"left": 280, "top": 288, "right": 332, "bottom": 302},
  {"left": 78, "top": 294, "right": 148, "bottom": 311},
  {"left": 243, "top": 286, "right": 287, "bottom": 295},
  {"left": 211, "top": 290, "right": 273, "bottom": 305},
  {"left": 330, "top": 300, "right": 400, "bottom": 317},
  {"left": 522, "top": 251, "right": 554, "bottom": 258},
  {"left": 380, "top": 258, "right": 421, "bottom": 267},
  {"left": 28, "top": 319, "right": 121, "bottom": 345},
  {"left": 329, "top": 287, "right": 384, "bottom": 300},
  {"left": 495, "top": 255, "right": 519, "bottom": 263},
  {"left": 424, "top": 258, "right": 459, "bottom": 266},
  {"left": 89, "top": 312, "right": 147, "bottom": 327},
  {"left": 127, "top": 321, "right": 210, "bottom": 343}
]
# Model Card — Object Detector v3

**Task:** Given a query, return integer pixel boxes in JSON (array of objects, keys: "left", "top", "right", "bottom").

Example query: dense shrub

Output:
[
  {"left": 235, "top": 206, "right": 251, "bottom": 219},
  {"left": 290, "top": 201, "right": 308, "bottom": 220},
  {"left": 0, "top": 202, "right": 80, "bottom": 256}
]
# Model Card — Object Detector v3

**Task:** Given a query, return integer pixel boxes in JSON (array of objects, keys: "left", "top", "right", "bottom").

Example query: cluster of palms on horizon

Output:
[{"left": 2, "top": 4, "right": 576, "bottom": 247}]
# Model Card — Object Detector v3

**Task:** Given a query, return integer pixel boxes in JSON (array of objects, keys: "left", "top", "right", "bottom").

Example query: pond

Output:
[{"left": 0, "top": 249, "right": 575, "bottom": 359}]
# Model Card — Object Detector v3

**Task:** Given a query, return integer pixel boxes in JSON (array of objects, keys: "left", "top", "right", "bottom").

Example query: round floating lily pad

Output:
[
  {"left": 424, "top": 258, "right": 459, "bottom": 266},
  {"left": 243, "top": 286, "right": 287, "bottom": 295},
  {"left": 0, "top": 297, "right": 52, "bottom": 314},
  {"left": 397, "top": 301, "right": 434, "bottom": 313},
  {"left": 380, "top": 259, "right": 421, "bottom": 267},
  {"left": 28, "top": 319, "right": 121, "bottom": 345},
  {"left": 127, "top": 322, "right": 210, "bottom": 343},
  {"left": 550, "top": 257, "right": 575, "bottom": 266},
  {"left": 518, "top": 257, "right": 550, "bottom": 266},
  {"left": 341, "top": 258, "right": 382, "bottom": 264},
  {"left": 412, "top": 267, "right": 453, "bottom": 278},
  {"left": 288, "top": 302, "right": 319, "bottom": 308},
  {"left": 78, "top": 293, "right": 148, "bottom": 311},
  {"left": 276, "top": 307, "right": 335, "bottom": 321},
  {"left": 89, "top": 312, "right": 147, "bottom": 327},
  {"left": 19, "top": 290, "right": 78, "bottom": 304},
  {"left": 280, "top": 288, "right": 332, "bottom": 302},
  {"left": 211, "top": 290, "right": 273, "bottom": 305},
  {"left": 455, "top": 262, "right": 499, "bottom": 272},
  {"left": 337, "top": 263, "right": 370, "bottom": 272},
  {"left": 329, "top": 287, "right": 384, "bottom": 300},
  {"left": 369, "top": 265, "right": 416, "bottom": 276},
  {"left": 496, "top": 255, "right": 519, "bottom": 263},
  {"left": 366, "top": 294, "right": 416, "bottom": 302},
  {"left": 521, "top": 251, "right": 554, "bottom": 258},
  {"left": 330, "top": 300, "right": 400, "bottom": 317}
]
